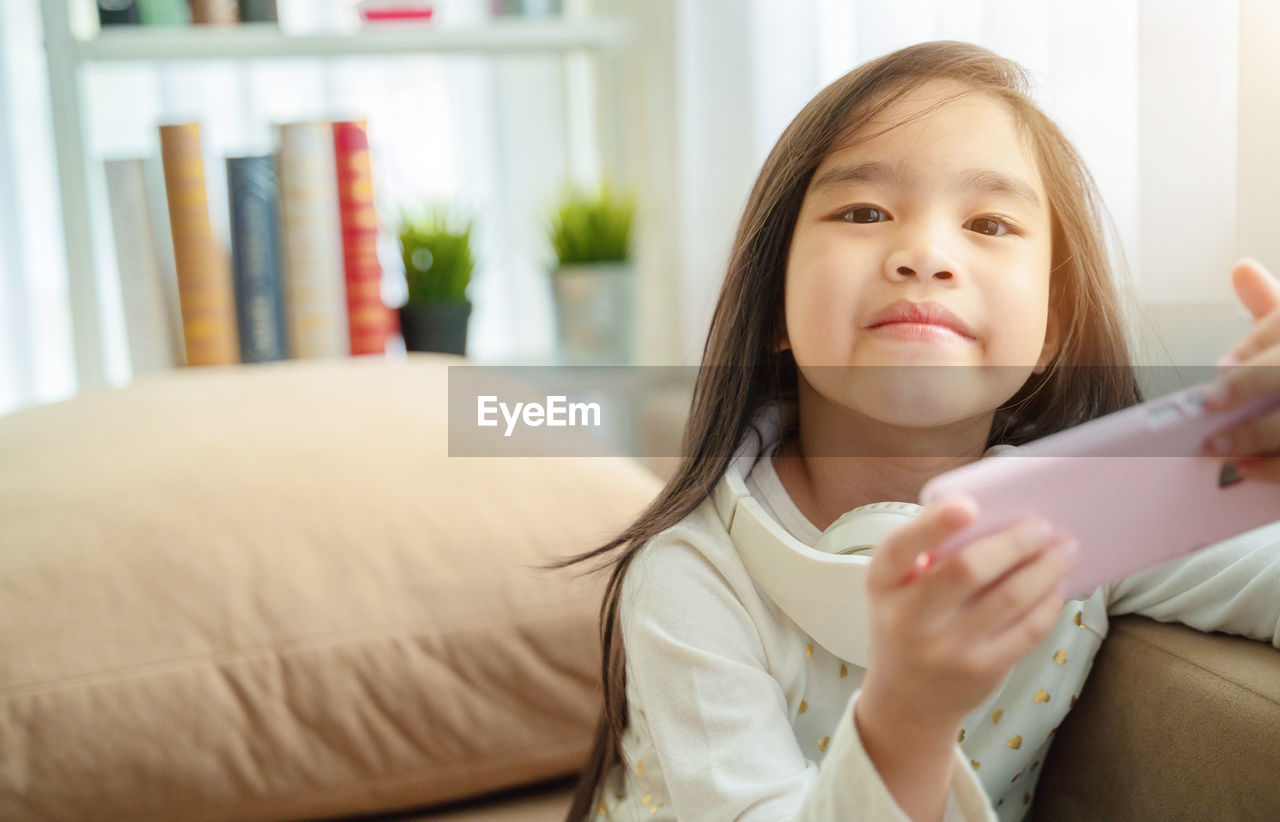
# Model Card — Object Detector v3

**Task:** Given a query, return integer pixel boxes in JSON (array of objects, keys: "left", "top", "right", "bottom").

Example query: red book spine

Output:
[{"left": 333, "top": 121, "right": 392, "bottom": 356}]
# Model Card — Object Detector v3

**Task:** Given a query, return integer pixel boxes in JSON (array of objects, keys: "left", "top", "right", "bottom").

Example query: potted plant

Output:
[
  {"left": 397, "top": 207, "right": 474, "bottom": 356},
  {"left": 547, "top": 181, "right": 637, "bottom": 365}
]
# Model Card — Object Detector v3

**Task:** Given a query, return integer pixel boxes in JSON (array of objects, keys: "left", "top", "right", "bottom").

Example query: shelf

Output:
[
  {"left": 70, "top": 18, "right": 631, "bottom": 63},
  {"left": 41, "top": 0, "right": 648, "bottom": 392}
]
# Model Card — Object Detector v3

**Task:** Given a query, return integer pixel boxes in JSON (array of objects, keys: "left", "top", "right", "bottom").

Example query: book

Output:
[
  {"left": 140, "top": 154, "right": 186, "bottom": 365},
  {"left": 333, "top": 121, "right": 393, "bottom": 357},
  {"left": 98, "top": 1, "right": 141, "bottom": 26},
  {"left": 158, "top": 123, "right": 241, "bottom": 366},
  {"left": 358, "top": 2, "right": 435, "bottom": 22},
  {"left": 226, "top": 155, "right": 288, "bottom": 363},
  {"left": 137, "top": 0, "right": 190, "bottom": 25},
  {"left": 103, "top": 158, "right": 183, "bottom": 376},
  {"left": 191, "top": 0, "right": 240, "bottom": 24},
  {"left": 275, "top": 122, "right": 350, "bottom": 359}
]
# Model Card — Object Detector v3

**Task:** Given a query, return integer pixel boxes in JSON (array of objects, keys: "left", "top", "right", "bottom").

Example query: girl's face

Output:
[{"left": 782, "top": 79, "right": 1059, "bottom": 430}]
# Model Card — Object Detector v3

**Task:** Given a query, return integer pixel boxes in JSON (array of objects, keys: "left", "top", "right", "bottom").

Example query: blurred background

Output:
[{"left": 1, "top": 0, "right": 1278, "bottom": 417}]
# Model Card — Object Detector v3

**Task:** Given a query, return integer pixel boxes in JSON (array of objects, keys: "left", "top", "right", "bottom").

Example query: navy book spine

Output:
[{"left": 227, "top": 155, "right": 289, "bottom": 363}]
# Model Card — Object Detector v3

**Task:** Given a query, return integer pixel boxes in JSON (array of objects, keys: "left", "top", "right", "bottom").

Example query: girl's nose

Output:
[
  {"left": 894, "top": 265, "right": 953, "bottom": 280},
  {"left": 885, "top": 231, "right": 962, "bottom": 282}
]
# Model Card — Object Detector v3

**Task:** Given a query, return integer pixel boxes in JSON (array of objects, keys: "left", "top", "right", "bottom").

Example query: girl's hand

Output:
[
  {"left": 1202, "top": 258, "right": 1280, "bottom": 482},
  {"left": 858, "top": 497, "right": 1080, "bottom": 731}
]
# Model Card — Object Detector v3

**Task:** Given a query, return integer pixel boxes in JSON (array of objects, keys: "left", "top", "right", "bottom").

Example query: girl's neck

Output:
[{"left": 771, "top": 397, "right": 994, "bottom": 532}]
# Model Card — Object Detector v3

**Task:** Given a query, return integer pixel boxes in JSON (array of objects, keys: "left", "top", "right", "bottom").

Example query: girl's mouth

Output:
[{"left": 866, "top": 322, "right": 974, "bottom": 343}]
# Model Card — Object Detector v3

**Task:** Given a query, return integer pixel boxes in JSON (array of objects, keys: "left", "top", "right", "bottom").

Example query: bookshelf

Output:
[
  {"left": 40, "top": 1, "right": 637, "bottom": 390},
  {"left": 73, "top": 19, "right": 630, "bottom": 61}
]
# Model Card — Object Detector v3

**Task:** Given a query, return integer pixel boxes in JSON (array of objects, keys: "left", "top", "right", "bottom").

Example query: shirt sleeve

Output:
[
  {"left": 797, "top": 689, "right": 994, "bottom": 822},
  {"left": 620, "top": 536, "right": 997, "bottom": 822},
  {"left": 1103, "top": 518, "right": 1280, "bottom": 647}
]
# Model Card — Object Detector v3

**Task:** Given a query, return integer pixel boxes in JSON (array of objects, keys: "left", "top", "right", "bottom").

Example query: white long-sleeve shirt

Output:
[{"left": 599, "top": 399, "right": 1280, "bottom": 822}]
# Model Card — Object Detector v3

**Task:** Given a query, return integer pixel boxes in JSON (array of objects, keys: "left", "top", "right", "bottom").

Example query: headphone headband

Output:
[
  {"left": 710, "top": 401, "right": 923, "bottom": 667},
  {"left": 717, "top": 470, "right": 920, "bottom": 668}
]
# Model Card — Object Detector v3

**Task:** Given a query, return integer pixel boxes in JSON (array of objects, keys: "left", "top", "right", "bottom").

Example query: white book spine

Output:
[
  {"left": 275, "top": 122, "right": 351, "bottom": 359},
  {"left": 104, "top": 158, "right": 183, "bottom": 376},
  {"left": 141, "top": 154, "right": 187, "bottom": 367}
]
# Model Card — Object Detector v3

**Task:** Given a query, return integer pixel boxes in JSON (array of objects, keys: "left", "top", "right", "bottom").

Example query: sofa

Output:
[{"left": 1, "top": 353, "right": 1277, "bottom": 821}]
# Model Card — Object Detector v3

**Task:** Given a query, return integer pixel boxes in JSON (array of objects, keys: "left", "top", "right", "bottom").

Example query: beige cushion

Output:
[
  {"left": 0, "top": 354, "right": 661, "bottom": 822},
  {"left": 401, "top": 776, "right": 575, "bottom": 821}
]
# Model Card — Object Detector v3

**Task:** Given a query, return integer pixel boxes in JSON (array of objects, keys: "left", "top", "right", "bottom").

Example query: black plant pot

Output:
[{"left": 399, "top": 301, "right": 471, "bottom": 356}]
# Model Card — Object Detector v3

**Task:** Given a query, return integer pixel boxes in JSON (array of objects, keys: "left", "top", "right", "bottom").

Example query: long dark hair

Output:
[{"left": 543, "top": 40, "right": 1145, "bottom": 821}]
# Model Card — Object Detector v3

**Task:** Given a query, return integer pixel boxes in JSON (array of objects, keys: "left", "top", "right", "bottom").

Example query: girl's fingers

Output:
[
  {"left": 1218, "top": 304, "right": 1280, "bottom": 368},
  {"left": 1228, "top": 258, "right": 1280, "bottom": 327},
  {"left": 1203, "top": 406, "right": 1280, "bottom": 460},
  {"left": 1208, "top": 344, "right": 1280, "bottom": 413},
  {"left": 970, "top": 576, "right": 1069, "bottom": 671},
  {"left": 868, "top": 496, "right": 978, "bottom": 591},
  {"left": 1234, "top": 456, "right": 1280, "bottom": 484},
  {"left": 950, "top": 536, "right": 1079, "bottom": 641},
  {"left": 909, "top": 517, "right": 1061, "bottom": 616}
]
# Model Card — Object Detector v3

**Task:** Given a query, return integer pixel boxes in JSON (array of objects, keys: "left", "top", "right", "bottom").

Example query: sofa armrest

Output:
[{"left": 1032, "top": 615, "right": 1280, "bottom": 821}]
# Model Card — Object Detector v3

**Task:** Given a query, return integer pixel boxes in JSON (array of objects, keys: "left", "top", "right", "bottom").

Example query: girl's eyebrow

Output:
[{"left": 811, "top": 160, "right": 1042, "bottom": 213}]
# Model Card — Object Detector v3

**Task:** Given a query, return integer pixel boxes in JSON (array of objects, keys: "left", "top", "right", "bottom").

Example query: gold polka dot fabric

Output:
[
  {"left": 952, "top": 589, "right": 1108, "bottom": 820},
  {"left": 773, "top": 594, "right": 1104, "bottom": 821},
  {"left": 599, "top": 695, "right": 675, "bottom": 820},
  {"left": 790, "top": 629, "right": 865, "bottom": 769}
]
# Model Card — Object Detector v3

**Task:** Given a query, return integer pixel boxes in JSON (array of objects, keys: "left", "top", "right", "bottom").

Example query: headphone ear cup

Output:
[{"left": 813, "top": 502, "right": 923, "bottom": 556}]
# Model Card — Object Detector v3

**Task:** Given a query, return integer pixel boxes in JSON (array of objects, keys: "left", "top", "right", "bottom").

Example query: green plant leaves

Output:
[
  {"left": 548, "top": 181, "right": 635, "bottom": 267},
  {"left": 398, "top": 207, "right": 474, "bottom": 304},
  {"left": 397, "top": 181, "right": 638, "bottom": 305}
]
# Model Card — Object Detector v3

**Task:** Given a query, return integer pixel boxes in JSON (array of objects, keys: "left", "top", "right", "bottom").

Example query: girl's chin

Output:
[
  {"left": 798, "top": 366, "right": 990, "bottom": 421},
  {"left": 852, "top": 344, "right": 978, "bottom": 368}
]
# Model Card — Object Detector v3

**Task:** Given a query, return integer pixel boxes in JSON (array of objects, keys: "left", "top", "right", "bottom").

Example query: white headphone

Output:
[
  {"left": 712, "top": 403, "right": 1024, "bottom": 668},
  {"left": 711, "top": 408, "right": 923, "bottom": 669}
]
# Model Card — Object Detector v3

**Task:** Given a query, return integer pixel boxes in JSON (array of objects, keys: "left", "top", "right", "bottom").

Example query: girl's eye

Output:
[
  {"left": 835, "top": 207, "right": 1019, "bottom": 236},
  {"left": 839, "top": 206, "right": 886, "bottom": 223},
  {"left": 969, "top": 216, "right": 1015, "bottom": 237}
]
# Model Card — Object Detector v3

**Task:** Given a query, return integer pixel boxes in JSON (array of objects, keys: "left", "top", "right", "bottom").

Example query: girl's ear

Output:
[{"left": 1033, "top": 308, "right": 1061, "bottom": 374}]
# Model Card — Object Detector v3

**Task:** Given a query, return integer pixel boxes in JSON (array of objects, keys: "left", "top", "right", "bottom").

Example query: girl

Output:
[{"left": 545, "top": 41, "right": 1280, "bottom": 822}]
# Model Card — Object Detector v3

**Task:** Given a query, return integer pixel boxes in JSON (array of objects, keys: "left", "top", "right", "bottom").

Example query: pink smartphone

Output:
[{"left": 919, "top": 380, "right": 1280, "bottom": 599}]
